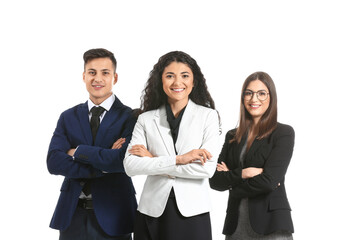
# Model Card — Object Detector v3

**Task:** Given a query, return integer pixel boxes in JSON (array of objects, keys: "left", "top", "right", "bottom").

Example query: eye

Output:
[
  {"left": 182, "top": 74, "right": 189, "bottom": 78},
  {"left": 244, "top": 91, "right": 253, "bottom": 96},
  {"left": 88, "top": 71, "right": 96, "bottom": 75},
  {"left": 165, "top": 74, "right": 174, "bottom": 79},
  {"left": 258, "top": 91, "right": 267, "bottom": 96},
  {"left": 103, "top": 71, "right": 110, "bottom": 75}
]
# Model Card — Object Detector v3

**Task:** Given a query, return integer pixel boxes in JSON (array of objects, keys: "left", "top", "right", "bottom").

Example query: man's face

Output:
[{"left": 83, "top": 57, "right": 117, "bottom": 105}]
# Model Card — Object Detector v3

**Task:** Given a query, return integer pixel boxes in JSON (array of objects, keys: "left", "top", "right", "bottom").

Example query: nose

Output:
[
  {"left": 172, "top": 76, "right": 181, "bottom": 85},
  {"left": 250, "top": 93, "right": 259, "bottom": 102},
  {"left": 94, "top": 75, "right": 102, "bottom": 82}
]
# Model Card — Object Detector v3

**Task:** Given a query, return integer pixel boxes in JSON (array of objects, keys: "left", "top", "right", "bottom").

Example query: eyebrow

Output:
[
  {"left": 87, "top": 68, "right": 111, "bottom": 72},
  {"left": 245, "top": 89, "right": 267, "bottom": 92},
  {"left": 164, "top": 71, "right": 191, "bottom": 75}
]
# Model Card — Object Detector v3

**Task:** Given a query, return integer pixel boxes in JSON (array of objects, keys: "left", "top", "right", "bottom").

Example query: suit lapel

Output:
[
  {"left": 77, "top": 102, "right": 92, "bottom": 145},
  {"left": 94, "top": 97, "right": 122, "bottom": 146},
  {"left": 233, "top": 134, "right": 247, "bottom": 167},
  {"left": 175, "top": 100, "right": 196, "bottom": 154},
  {"left": 153, "top": 105, "right": 176, "bottom": 155}
]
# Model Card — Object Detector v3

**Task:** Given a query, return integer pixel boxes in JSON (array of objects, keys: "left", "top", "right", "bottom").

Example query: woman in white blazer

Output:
[{"left": 124, "top": 51, "right": 220, "bottom": 240}]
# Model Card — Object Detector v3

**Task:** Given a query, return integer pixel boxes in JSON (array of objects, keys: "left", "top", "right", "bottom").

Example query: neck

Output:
[
  {"left": 168, "top": 98, "right": 188, "bottom": 118},
  {"left": 90, "top": 93, "right": 112, "bottom": 106}
]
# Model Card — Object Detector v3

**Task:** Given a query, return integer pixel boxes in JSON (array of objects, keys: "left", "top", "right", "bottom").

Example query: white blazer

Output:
[{"left": 124, "top": 100, "right": 220, "bottom": 217}]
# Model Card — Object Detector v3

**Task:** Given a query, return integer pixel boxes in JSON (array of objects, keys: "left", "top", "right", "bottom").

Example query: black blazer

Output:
[{"left": 210, "top": 123, "right": 294, "bottom": 235}]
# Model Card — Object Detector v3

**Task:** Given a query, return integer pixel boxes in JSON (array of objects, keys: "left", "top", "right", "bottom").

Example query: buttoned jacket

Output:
[{"left": 124, "top": 100, "right": 220, "bottom": 217}]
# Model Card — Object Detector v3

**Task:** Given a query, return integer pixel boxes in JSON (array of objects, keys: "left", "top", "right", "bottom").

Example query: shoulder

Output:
[
  {"left": 271, "top": 123, "right": 295, "bottom": 139},
  {"left": 61, "top": 102, "right": 86, "bottom": 116},
  {"left": 225, "top": 128, "right": 237, "bottom": 140},
  {"left": 137, "top": 109, "right": 157, "bottom": 121},
  {"left": 191, "top": 103, "right": 219, "bottom": 122},
  {"left": 113, "top": 96, "right": 132, "bottom": 113}
]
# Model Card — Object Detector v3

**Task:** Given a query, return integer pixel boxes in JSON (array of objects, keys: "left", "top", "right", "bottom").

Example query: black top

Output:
[
  {"left": 165, "top": 103, "right": 186, "bottom": 198},
  {"left": 165, "top": 103, "right": 186, "bottom": 151}
]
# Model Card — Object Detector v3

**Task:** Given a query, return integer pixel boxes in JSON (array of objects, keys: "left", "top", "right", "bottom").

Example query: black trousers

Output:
[
  {"left": 59, "top": 207, "right": 132, "bottom": 240},
  {"left": 134, "top": 194, "right": 212, "bottom": 240}
]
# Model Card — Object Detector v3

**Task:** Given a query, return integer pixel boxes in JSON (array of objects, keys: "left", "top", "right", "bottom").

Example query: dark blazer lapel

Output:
[
  {"left": 94, "top": 97, "right": 122, "bottom": 146},
  {"left": 231, "top": 133, "right": 247, "bottom": 168},
  {"left": 154, "top": 105, "right": 176, "bottom": 155},
  {"left": 175, "top": 100, "right": 195, "bottom": 154},
  {"left": 78, "top": 102, "right": 92, "bottom": 145}
]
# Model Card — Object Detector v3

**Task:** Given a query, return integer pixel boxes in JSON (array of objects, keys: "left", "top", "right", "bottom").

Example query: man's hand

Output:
[
  {"left": 67, "top": 148, "right": 76, "bottom": 157},
  {"left": 112, "top": 138, "right": 126, "bottom": 149}
]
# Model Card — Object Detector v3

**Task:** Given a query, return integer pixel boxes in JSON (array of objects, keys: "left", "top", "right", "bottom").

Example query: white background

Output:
[{"left": 1, "top": 0, "right": 359, "bottom": 239}]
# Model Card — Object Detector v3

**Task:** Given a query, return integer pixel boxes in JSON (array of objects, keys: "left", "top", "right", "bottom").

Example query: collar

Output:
[{"left": 87, "top": 94, "right": 115, "bottom": 112}]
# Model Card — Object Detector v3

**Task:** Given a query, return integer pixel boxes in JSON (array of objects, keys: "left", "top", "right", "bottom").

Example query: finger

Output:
[
  {"left": 131, "top": 145, "right": 141, "bottom": 151},
  {"left": 200, "top": 151, "right": 208, "bottom": 162},
  {"left": 112, "top": 143, "right": 121, "bottom": 149},
  {"left": 112, "top": 144, "right": 121, "bottom": 149},
  {"left": 115, "top": 138, "right": 125, "bottom": 144},
  {"left": 203, "top": 149, "right": 212, "bottom": 159}
]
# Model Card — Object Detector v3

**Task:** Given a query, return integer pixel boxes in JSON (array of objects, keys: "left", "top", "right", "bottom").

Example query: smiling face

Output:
[
  {"left": 244, "top": 80, "right": 270, "bottom": 124},
  {"left": 83, "top": 57, "right": 118, "bottom": 105},
  {"left": 162, "top": 61, "right": 194, "bottom": 107}
]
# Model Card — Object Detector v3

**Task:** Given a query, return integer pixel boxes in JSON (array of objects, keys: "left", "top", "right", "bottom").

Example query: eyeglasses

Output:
[{"left": 243, "top": 90, "right": 269, "bottom": 101}]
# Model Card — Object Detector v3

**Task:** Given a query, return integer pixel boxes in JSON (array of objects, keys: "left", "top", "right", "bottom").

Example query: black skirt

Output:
[{"left": 134, "top": 189, "right": 212, "bottom": 240}]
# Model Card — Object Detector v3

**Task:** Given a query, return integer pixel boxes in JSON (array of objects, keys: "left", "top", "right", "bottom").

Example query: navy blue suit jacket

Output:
[{"left": 47, "top": 96, "right": 137, "bottom": 236}]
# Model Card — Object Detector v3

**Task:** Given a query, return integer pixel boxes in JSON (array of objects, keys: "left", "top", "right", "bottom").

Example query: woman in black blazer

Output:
[{"left": 210, "top": 72, "right": 294, "bottom": 239}]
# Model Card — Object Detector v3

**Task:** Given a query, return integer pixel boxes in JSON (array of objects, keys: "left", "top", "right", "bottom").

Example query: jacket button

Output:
[{"left": 80, "top": 181, "right": 85, "bottom": 187}]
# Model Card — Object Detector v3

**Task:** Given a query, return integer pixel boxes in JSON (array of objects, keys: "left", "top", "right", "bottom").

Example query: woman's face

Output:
[
  {"left": 244, "top": 80, "right": 270, "bottom": 123},
  {"left": 162, "top": 61, "right": 194, "bottom": 106}
]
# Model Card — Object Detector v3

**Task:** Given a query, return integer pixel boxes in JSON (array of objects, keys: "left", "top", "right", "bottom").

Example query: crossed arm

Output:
[
  {"left": 124, "top": 111, "right": 219, "bottom": 179},
  {"left": 47, "top": 112, "right": 134, "bottom": 178}
]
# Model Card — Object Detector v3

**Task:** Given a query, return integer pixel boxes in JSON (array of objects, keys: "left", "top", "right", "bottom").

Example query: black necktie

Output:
[
  {"left": 90, "top": 106, "right": 105, "bottom": 144},
  {"left": 82, "top": 106, "right": 105, "bottom": 196}
]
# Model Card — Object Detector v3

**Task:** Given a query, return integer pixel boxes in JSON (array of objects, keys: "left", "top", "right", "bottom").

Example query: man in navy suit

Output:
[{"left": 47, "top": 48, "right": 137, "bottom": 240}]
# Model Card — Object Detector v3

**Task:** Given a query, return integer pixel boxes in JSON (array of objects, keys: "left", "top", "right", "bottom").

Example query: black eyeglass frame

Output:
[{"left": 243, "top": 90, "right": 269, "bottom": 101}]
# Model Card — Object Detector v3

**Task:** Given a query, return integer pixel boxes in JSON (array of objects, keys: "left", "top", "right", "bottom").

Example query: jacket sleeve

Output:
[
  {"left": 209, "top": 130, "right": 243, "bottom": 191},
  {"left": 124, "top": 114, "right": 178, "bottom": 177},
  {"left": 73, "top": 112, "right": 136, "bottom": 173},
  {"left": 167, "top": 110, "right": 220, "bottom": 179},
  {"left": 230, "top": 125, "right": 295, "bottom": 199},
  {"left": 47, "top": 113, "right": 104, "bottom": 179}
]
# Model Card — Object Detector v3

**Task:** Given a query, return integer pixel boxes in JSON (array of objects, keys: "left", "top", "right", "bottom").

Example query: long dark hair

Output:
[
  {"left": 141, "top": 51, "right": 215, "bottom": 112},
  {"left": 233, "top": 71, "right": 278, "bottom": 143}
]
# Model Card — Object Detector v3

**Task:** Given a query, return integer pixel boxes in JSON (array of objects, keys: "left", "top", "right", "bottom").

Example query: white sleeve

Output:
[
  {"left": 167, "top": 110, "right": 220, "bottom": 179},
  {"left": 124, "top": 114, "right": 177, "bottom": 177}
]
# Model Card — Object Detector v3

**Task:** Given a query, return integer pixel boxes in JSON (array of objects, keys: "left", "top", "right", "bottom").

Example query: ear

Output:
[
  {"left": 83, "top": 72, "right": 86, "bottom": 83},
  {"left": 113, "top": 73, "right": 118, "bottom": 85}
]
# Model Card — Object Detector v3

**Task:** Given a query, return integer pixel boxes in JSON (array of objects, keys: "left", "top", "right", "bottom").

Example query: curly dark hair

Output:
[{"left": 141, "top": 51, "right": 216, "bottom": 112}]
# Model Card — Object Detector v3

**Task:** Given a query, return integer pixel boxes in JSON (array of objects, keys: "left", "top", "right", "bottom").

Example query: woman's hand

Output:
[
  {"left": 217, "top": 162, "right": 229, "bottom": 172},
  {"left": 176, "top": 149, "right": 212, "bottom": 165},
  {"left": 242, "top": 167, "right": 263, "bottom": 179},
  {"left": 128, "top": 144, "right": 153, "bottom": 157},
  {"left": 111, "top": 138, "right": 126, "bottom": 149}
]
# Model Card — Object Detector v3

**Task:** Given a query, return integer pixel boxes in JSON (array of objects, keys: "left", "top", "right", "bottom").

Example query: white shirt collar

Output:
[{"left": 87, "top": 94, "right": 115, "bottom": 112}]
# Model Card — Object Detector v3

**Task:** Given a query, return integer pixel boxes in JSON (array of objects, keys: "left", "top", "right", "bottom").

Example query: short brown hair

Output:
[{"left": 83, "top": 48, "right": 117, "bottom": 72}]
